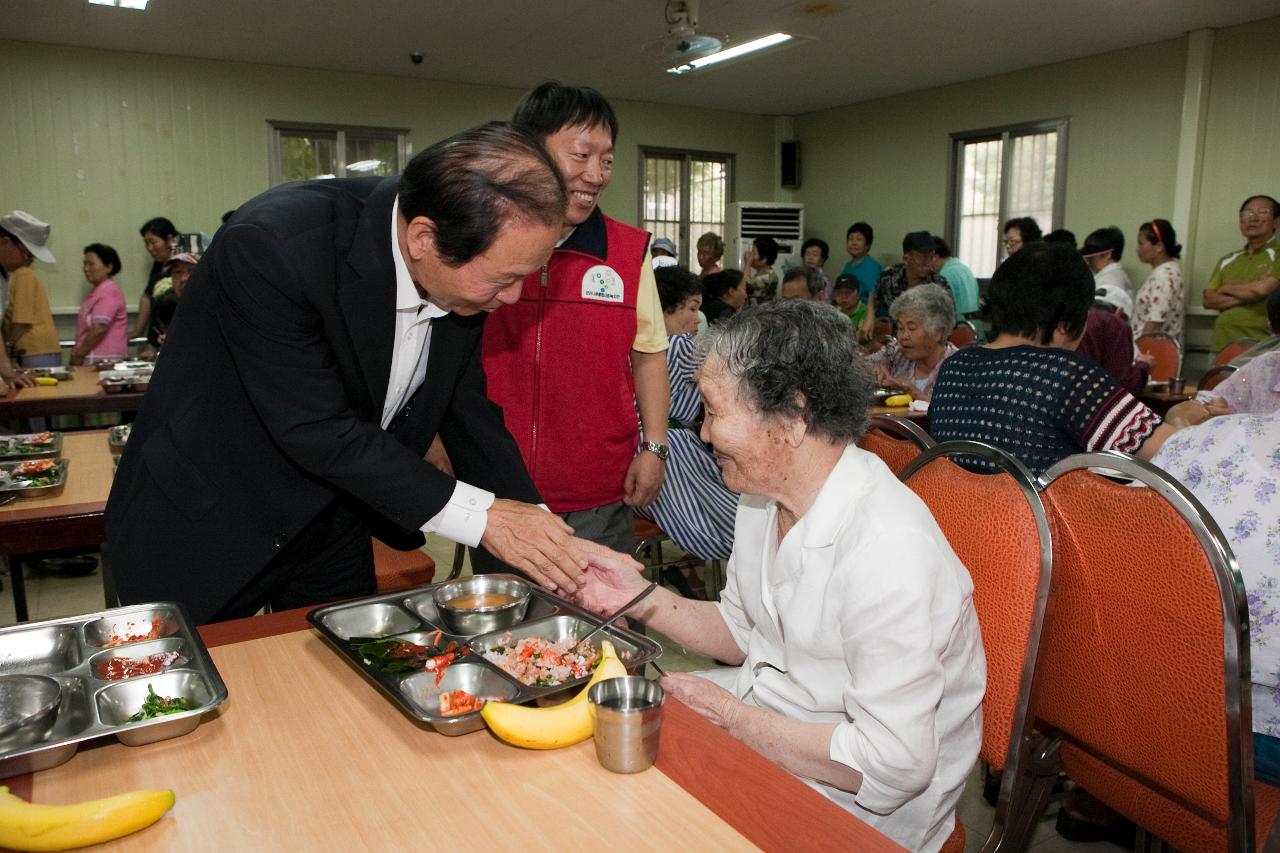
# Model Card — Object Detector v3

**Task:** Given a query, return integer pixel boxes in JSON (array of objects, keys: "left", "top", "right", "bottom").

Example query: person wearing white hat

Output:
[{"left": 0, "top": 211, "right": 61, "bottom": 368}]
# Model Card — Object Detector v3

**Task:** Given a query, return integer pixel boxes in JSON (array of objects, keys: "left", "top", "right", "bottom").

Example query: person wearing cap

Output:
[
  {"left": 651, "top": 236, "right": 678, "bottom": 261},
  {"left": 832, "top": 274, "right": 867, "bottom": 333},
  {"left": 1081, "top": 226, "right": 1133, "bottom": 297},
  {"left": 1132, "top": 219, "right": 1185, "bottom": 348},
  {"left": 0, "top": 211, "right": 61, "bottom": 369},
  {"left": 858, "top": 230, "right": 950, "bottom": 341},
  {"left": 1078, "top": 284, "right": 1150, "bottom": 395},
  {"left": 71, "top": 243, "right": 129, "bottom": 366},
  {"left": 150, "top": 250, "right": 200, "bottom": 347},
  {"left": 1203, "top": 195, "right": 1280, "bottom": 352}
]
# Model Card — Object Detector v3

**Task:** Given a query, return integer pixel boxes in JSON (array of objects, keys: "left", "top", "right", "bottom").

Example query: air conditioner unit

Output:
[{"left": 726, "top": 201, "right": 804, "bottom": 276}]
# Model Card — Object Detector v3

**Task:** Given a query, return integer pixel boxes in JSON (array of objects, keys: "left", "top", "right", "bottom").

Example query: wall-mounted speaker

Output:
[{"left": 780, "top": 140, "right": 801, "bottom": 189}]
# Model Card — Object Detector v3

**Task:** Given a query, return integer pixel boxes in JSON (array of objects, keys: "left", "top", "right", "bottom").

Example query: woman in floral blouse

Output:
[
  {"left": 1132, "top": 219, "right": 1185, "bottom": 347},
  {"left": 1153, "top": 409, "right": 1280, "bottom": 783}
]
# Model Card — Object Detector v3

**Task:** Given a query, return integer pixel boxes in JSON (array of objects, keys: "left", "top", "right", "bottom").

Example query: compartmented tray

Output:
[
  {"left": 309, "top": 580, "right": 661, "bottom": 736},
  {"left": 0, "top": 459, "right": 68, "bottom": 498},
  {"left": 0, "top": 603, "right": 229, "bottom": 779},
  {"left": 22, "top": 367, "right": 74, "bottom": 381},
  {"left": 107, "top": 424, "right": 132, "bottom": 455},
  {"left": 99, "top": 374, "right": 150, "bottom": 394},
  {"left": 0, "top": 432, "right": 62, "bottom": 461}
]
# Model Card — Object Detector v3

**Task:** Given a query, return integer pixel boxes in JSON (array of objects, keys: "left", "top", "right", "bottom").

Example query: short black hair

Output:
[
  {"left": 1003, "top": 216, "right": 1043, "bottom": 243},
  {"left": 933, "top": 236, "right": 953, "bottom": 258},
  {"left": 1082, "top": 226, "right": 1125, "bottom": 261},
  {"left": 398, "top": 122, "right": 567, "bottom": 266},
  {"left": 1139, "top": 219, "right": 1182, "bottom": 259},
  {"left": 753, "top": 236, "right": 779, "bottom": 265},
  {"left": 655, "top": 265, "right": 703, "bottom": 313},
  {"left": 1043, "top": 229, "right": 1077, "bottom": 249},
  {"left": 988, "top": 241, "right": 1093, "bottom": 345},
  {"left": 801, "top": 237, "right": 829, "bottom": 263},
  {"left": 1240, "top": 195, "right": 1280, "bottom": 217},
  {"left": 512, "top": 81, "right": 618, "bottom": 144},
  {"left": 703, "top": 269, "right": 744, "bottom": 302},
  {"left": 846, "top": 222, "right": 874, "bottom": 246},
  {"left": 139, "top": 217, "right": 178, "bottom": 240},
  {"left": 84, "top": 243, "right": 122, "bottom": 276}
]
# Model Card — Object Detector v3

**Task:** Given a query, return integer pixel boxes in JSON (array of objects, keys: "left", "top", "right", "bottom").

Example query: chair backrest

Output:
[
  {"left": 864, "top": 333, "right": 895, "bottom": 355},
  {"left": 873, "top": 316, "right": 894, "bottom": 337},
  {"left": 1034, "top": 452, "right": 1250, "bottom": 852},
  {"left": 900, "top": 443, "right": 1050, "bottom": 845},
  {"left": 856, "top": 414, "right": 934, "bottom": 475},
  {"left": 1200, "top": 363, "right": 1238, "bottom": 392},
  {"left": 1217, "top": 337, "right": 1260, "bottom": 367},
  {"left": 949, "top": 320, "right": 978, "bottom": 348},
  {"left": 1136, "top": 331, "right": 1181, "bottom": 381}
]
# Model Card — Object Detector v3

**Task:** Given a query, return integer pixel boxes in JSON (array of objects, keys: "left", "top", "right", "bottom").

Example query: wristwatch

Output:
[{"left": 639, "top": 441, "right": 669, "bottom": 462}]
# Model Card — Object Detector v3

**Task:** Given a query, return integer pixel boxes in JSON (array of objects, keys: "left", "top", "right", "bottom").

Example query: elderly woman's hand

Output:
[
  {"left": 570, "top": 548, "right": 649, "bottom": 617},
  {"left": 874, "top": 364, "right": 910, "bottom": 393},
  {"left": 660, "top": 672, "right": 745, "bottom": 730}
]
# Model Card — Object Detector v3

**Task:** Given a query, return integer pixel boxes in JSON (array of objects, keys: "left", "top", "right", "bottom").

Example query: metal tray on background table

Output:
[
  {"left": 309, "top": 580, "right": 662, "bottom": 736},
  {"left": 0, "top": 459, "right": 68, "bottom": 498},
  {"left": 0, "top": 432, "right": 62, "bottom": 461},
  {"left": 0, "top": 602, "right": 228, "bottom": 779},
  {"left": 22, "top": 368, "right": 73, "bottom": 382},
  {"left": 107, "top": 424, "right": 132, "bottom": 455}
]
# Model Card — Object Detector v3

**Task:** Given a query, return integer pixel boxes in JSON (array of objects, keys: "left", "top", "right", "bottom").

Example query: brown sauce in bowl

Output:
[{"left": 443, "top": 592, "right": 520, "bottom": 610}]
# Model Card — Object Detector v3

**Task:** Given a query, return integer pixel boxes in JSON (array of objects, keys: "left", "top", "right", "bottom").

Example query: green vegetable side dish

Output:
[{"left": 127, "top": 684, "right": 196, "bottom": 722}]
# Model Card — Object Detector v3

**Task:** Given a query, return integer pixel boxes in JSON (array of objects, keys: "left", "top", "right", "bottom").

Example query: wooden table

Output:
[
  {"left": 1138, "top": 383, "right": 1196, "bottom": 416},
  {"left": 0, "top": 429, "right": 113, "bottom": 622},
  {"left": 10, "top": 608, "right": 904, "bottom": 851},
  {"left": 0, "top": 366, "right": 144, "bottom": 419}
]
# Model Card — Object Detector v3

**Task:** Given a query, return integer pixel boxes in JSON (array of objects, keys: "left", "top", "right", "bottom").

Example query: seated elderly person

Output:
[
  {"left": 575, "top": 300, "right": 986, "bottom": 852},
  {"left": 865, "top": 283, "right": 957, "bottom": 401},
  {"left": 930, "top": 241, "right": 1177, "bottom": 476},
  {"left": 701, "top": 269, "right": 747, "bottom": 327},
  {"left": 779, "top": 266, "right": 825, "bottom": 302}
]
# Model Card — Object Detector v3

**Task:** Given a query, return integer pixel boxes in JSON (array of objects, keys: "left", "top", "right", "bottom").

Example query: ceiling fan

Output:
[{"left": 641, "top": 0, "right": 729, "bottom": 67}]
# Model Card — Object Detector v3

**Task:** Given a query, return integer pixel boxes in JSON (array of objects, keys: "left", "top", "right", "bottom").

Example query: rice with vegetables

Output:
[{"left": 482, "top": 636, "right": 599, "bottom": 687}]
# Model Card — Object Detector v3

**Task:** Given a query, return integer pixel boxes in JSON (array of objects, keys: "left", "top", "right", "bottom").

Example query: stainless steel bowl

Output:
[
  {"left": 0, "top": 674, "right": 62, "bottom": 747},
  {"left": 432, "top": 574, "right": 530, "bottom": 635}
]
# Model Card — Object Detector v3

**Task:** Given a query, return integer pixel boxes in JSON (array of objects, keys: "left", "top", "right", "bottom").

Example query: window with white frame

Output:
[
  {"left": 269, "top": 122, "right": 409, "bottom": 185},
  {"left": 948, "top": 120, "right": 1067, "bottom": 278},
  {"left": 640, "top": 148, "right": 733, "bottom": 268}
]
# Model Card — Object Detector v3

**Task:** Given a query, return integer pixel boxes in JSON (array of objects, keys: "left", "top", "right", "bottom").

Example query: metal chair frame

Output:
[
  {"left": 1020, "top": 451, "right": 1252, "bottom": 851},
  {"left": 867, "top": 413, "right": 934, "bottom": 447},
  {"left": 900, "top": 441, "right": 1053, "bottom": 853}
]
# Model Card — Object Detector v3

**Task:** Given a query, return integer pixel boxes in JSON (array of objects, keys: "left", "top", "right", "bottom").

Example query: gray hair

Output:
[
  {"left": 889, "top": 283, "right": 956, "bottom": 342},
  {"left": 696, "top": 300, "right": 872, "bottom": 443},
  {"left": 782, "top": 265, "right": 824, "bottom": 297}
]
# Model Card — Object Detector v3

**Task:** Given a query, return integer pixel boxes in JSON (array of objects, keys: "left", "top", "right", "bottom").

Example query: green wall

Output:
[{"left": 0, "top": 40, "right": 776, "bottom": 312}]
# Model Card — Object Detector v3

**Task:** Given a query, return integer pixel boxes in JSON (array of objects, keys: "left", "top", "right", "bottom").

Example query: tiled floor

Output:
[{"left": 0, "top": 541, "right": 1127, "bottom": 852}]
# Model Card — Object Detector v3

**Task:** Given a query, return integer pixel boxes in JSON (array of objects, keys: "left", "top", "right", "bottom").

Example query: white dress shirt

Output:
[
  {"left": 387, "top": 198, "right": 494, "bottom": 546},
  {"left": 1093, "top": 261, "right": 1133, "bottom": 297},
  {"left": 714, "top": 445, "right": 986, "bottom": 853}
]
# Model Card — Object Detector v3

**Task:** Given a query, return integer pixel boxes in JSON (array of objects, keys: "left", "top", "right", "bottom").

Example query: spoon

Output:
[{"left": 570, "top": 581, "right": 659, "bottom": 655}]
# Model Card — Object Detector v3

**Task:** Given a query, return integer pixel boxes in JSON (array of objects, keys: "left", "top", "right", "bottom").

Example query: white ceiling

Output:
[{"left": 9, "top": 0, "right": 1280, "bottom": 115}]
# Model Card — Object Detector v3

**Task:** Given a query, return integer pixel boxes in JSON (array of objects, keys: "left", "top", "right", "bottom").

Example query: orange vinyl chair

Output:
[
  {"left": 856, "top": 414, "right": 934, "bottom": 476},
  {"left": 371, "top": 538, "right": 436, "bottom": 592},
  {"left": 1200, "top": 363, "right": 1238, "bottom": 392},
  {"left": 1136, "top": 331, "right": 1181, "bottom": 382},
  {"left": 949, "top": 320, "right": 979, "bottom": 348},
  {"left": 873, "top": 315, "right": 894, "bottom": 337},
  {"left": 1216, "top": 337, "right": 1260, "bottom": 367},
  {"left": 900, "top": 441, "right": 1052, "bottom": 853},
  {"left": 1007, "top": 452, "right": 1280, "bottom": 852}
]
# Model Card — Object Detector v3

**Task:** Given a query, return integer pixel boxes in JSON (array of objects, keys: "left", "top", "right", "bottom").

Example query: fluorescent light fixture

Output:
[
  {"left": 88, "top": 0, "right": 150, "bottom": 8},
  {"left": 668, "top": 32, "right": 795, "bottom": 75},
  {"left": 345, "top": 160, "right": 384, "bottom": 173}
]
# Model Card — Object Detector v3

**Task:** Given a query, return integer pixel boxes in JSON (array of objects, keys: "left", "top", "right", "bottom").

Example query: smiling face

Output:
[
  {"left": 542, "top": 123, "right": 614, "bottom": 231},
  {"left": 402, "top": 216, "right": 559, "bottom": 315},
  {"left": 697, "top": 359, "right": 784, "bottom": 495}
]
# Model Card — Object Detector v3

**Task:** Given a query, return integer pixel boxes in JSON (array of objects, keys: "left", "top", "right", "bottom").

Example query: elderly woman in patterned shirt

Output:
[{"left": 865, "top": 283, "right": 958, "bottom": 401}]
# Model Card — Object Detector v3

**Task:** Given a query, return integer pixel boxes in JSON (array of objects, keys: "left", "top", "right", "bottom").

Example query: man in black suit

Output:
[{"left": 106, "top": 123, "right": 612, "bottom": 624}]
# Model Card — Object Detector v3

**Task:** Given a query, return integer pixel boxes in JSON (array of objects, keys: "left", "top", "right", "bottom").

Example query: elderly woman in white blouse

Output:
[{"left": 575, "top": 300, "right": 986, "bottom": 853}]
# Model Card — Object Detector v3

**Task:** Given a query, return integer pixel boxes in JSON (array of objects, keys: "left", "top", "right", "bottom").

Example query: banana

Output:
[
  {"left": 883, "top": 393, "right": 912, "bottom": 407},
  {"left": 33, "top": 377, "right": 57, "bottom": 386},
  {"left": 0, "top": 785, "right": 175, "bottom": 851},
  {"left": 482, "top": 639, "right": 629, "bottom": 749}
]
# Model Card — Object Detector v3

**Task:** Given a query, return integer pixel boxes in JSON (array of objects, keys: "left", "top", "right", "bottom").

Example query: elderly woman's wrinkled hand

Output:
[
  {"left": 570, "top": 549, "right": 649, "bottom": 617},
  {"left": 659, "top": 672, "right": 744, "bottom": 730}
]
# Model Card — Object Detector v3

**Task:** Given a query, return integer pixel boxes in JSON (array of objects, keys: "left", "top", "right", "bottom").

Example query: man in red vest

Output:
[{"left": 475, "top": 82, "right": 671, "bottom": 571}]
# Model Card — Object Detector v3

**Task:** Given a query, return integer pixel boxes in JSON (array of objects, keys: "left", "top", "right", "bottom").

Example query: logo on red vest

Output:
[{"left": 582, "top": 265, "right": 625, "bottom": 302}]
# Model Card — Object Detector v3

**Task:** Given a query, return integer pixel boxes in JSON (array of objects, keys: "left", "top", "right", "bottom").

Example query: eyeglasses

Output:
[{"left": 1240, "top": 209, "right": 1275, "bottom": 221}]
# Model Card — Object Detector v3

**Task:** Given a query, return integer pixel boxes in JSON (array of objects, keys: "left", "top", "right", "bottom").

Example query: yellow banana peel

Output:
[
  {"left": 33, "top": 377, "right": 57, "bottom": 386},
  {"left": 883, "top": 393, "right": 912, "bottom": 407},
  {"left": 0, "top": 785, "right": 175, "bottom": 851},
  {"left": 482, "top": 639, "right": 628, "bottom": 749}
]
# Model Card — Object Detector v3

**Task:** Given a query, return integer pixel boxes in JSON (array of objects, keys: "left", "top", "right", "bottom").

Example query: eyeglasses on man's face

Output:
[{"left": 1239, "top": 209, "right": 1275, "bottom": 222}]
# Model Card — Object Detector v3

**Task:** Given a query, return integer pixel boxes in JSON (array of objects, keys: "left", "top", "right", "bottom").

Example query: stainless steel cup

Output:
[
  {"left": 1169, "top": 377, "right": 1186, "bottom": 394},
  {"left": 588, "top": 676, "right": 663, "bottom": 774}
]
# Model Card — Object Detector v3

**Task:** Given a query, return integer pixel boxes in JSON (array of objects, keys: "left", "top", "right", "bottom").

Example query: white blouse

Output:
[{"left": 714, "top": 445, "right": 986, "bottom": 853}]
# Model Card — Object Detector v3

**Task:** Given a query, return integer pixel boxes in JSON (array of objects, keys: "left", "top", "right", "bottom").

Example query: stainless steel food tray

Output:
[
  {"left": 23, "top": 367, "right": 73, "bottom": 382},
  {"left": 0, "top": 459, "right": 68, "bottom": 498},
  {"left": 0, "top": 602, "right": 229, "bottom": 779},
  {"left": 107, "top": 425, "right": 131, "bottom": 454},
  {"left": 309, "top": 582, "right": 662, "bottom": 736},
  {"left": 0, "top": 432, "right": 62, "bottom": 461}
]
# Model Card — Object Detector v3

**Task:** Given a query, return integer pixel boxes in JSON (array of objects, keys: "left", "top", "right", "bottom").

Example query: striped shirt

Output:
[{"left": 928, "top": 345, "right": 1161, "bottom": 476}]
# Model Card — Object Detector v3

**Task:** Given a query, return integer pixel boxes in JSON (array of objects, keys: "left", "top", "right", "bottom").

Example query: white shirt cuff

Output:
[{"left": 420, "top": 480, "right": 494, "bottom": 547}]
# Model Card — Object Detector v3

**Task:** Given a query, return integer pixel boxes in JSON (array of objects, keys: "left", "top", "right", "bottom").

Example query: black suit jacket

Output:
[{"left": 105, "top": 176, "right": 539, "bottom": 623}]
